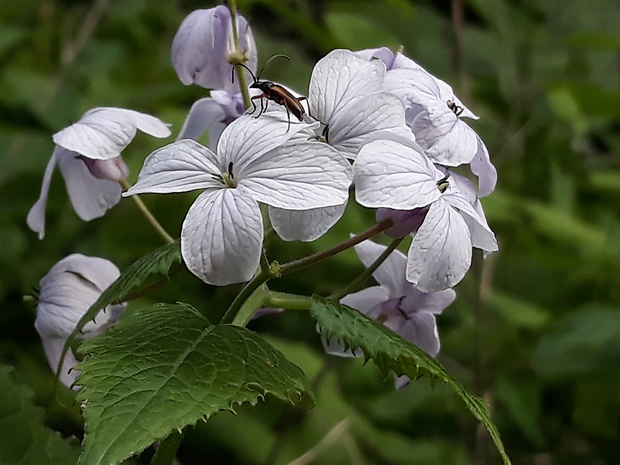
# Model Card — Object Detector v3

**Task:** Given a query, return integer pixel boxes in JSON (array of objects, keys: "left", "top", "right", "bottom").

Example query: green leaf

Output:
[
  {"left": 57, "top": 241, "right": 181, "bottom": 381},
  {"left": 310, "top": 295, "right": 512, "bottom": 465},
  {"left": 531, "top": 306, "right": 620, "bottom": 380},
  {"left": 75, "top": 303, "right": 313, "bottom": 465},
  {"left": 0, "top": 365, "right": 79, "bottom": 465}
]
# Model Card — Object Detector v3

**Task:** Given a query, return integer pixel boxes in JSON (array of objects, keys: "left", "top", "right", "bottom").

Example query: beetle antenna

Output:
[
  {"left": 232, "top": 62, "right": 257, "bottom": 85},
  {"left": 258, "top": 54, "right": 290, "bottom": 78}
]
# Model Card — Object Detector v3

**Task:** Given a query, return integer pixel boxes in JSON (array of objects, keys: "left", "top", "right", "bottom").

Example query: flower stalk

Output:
[{"left": 120, "top": 179, "right": 174, "bottom": 244}]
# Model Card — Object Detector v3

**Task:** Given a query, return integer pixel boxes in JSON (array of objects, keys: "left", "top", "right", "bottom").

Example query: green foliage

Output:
[
  {"left": 3, "top": 0, "right": 620, "bottom": 464},
  {"left": 309, "top": 295, "right": 511, "bottom": 465},
  {"left": 58, "top": 241, "right": 182, "bottom": 380},
  {"left": 75, "top": 303, "right": 313, "bottom": 465},
  {"left": 0, "top": 365, "right": 79, "bottom": 465},
  {"left": 532, "top": 305, "right": 620, "bottom": 380}
]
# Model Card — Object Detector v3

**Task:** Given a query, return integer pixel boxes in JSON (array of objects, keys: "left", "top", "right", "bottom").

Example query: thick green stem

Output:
[
  {"left": 150, "top": 429, "right": 184, "bottom": 465},
  {"left": 277, "top": 219, "right": 393, "bottom": 277},
  {"left": 264, "top": 291, "right": 312, "bottom": 310},
  {"left": 220, "top": 269, "right": 271, "bottom": 325},
  {"left": 120, "top": 179, "right": 174, "bottom": 244},
  {"left": 231, "top": 283, "right": 270, "bottom": 326},
  {"left": 329, "top": 236, "right": 404, "bottom": 301}
]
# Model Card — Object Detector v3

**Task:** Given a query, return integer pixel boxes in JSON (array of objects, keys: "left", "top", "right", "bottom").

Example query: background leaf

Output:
[
  {"left": 0, "top": 364, "right": 79, "bottom": 465},
  {"left": 58, "top": 240, "right": 181, "bottom": 380},
  {"left": 310, "top": 295, "right": 511, "bottom": 465},
  {"left": 75, "top": 303, "right": 313, "bottom": 465}
]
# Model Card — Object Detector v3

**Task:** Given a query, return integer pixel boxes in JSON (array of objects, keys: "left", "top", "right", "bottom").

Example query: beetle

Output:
[
  {"left": 446, "top": 99, "right": 464, "bottom": 117},
  {"left": 233, "top": 55, "right": 310, "bottom": 129}
]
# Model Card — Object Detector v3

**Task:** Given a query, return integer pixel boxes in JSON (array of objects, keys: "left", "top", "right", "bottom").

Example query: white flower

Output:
[
  {"left": 358, "top": 48, "right": 497, "bottom": 196},
  {"left": 263, "top": 49, "right": 414, "bottom": 242},
  {"left": 27, "top": 107, "right": 171, "bottom": 239},
  {"left": 322, "top": 239, "right": 456, "bottom": 389},
  {"left": 306, "top": 49, "right": 412, "bottom": 159},
  {"left": 354, "top": 136, "right": 497, "bottom": 292},
  {"left": 126, "top": 114, "right": 352, "bottom": 286},
  {"left": 35, "top": 254, "right": 125, "bottom": 388}
]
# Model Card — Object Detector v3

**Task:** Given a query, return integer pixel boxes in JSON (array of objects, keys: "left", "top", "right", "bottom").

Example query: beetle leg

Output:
[
  {"left": 296, "top": 96, "right": 312, "bottom": 120},
  {"left": 249, "top": 95, "right": 263, "bottom": 116}
]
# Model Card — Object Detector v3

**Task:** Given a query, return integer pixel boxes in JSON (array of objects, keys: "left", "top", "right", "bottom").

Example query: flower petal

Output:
[
  {"left": 27, "top": 147, "right": 59, "bottom": 239},
  {"left": 354, "top": 138, "right": 441, "bottom": 209},
  {"left": 218, "top": 114, "right": 316, "bottom": 170},
  {"left": 36, "top": 254, "right": 123, "bottom": 338},
  {"left": 57, "top": 149, "right": 122, "bottom": 221},
  {"left": 181, "top": 187, "right": 263, "bottom": 286},
  {"left": 268, "top": 201, "right": 347, "bottom": 242},
  {"left": 353, "top": 239, "right": 409, "bottom": 298},
  {"left": 402, "top": 287, "right": 456, "bottom": 316},
  {"left": 171, "top": 6, "right": 257, "bottom": 94},
  {"left": 410, "top": 101, "right": 479, "bottom": 166},
  {"left": 399, "top": 312, "right": 440, "bottom": 356},
  {"left": 445, "top": 190, "right": 498, "bottom": 253},
  {"left": 176, "top": 97, "right": 227, "bottom": 143},
  {"left": 126, "top": 139, "right": 223, "bottom": 196},
  {"left": 406, "top": 199, "right": 472, "bottom": 292},
  {"left": 53, "top": 107, "right": 171, "bottom": 160},
  {"left": 327, "top": 92, "right": 411, "bottom": 159},
  {"left": 470, "top": 137, "right": 497, "bottom": 197},
  {"left": 40, "top": 338, "right": 79, "bottom": 388},
  {"left": 240, "top": 140, "right": 352, "bottom": 209},
  {"left": 341, "top": 286, "right": 389, "bottom": 315},
  {"left": 310, "top": 49, "right": 385, "bottom": 124}
]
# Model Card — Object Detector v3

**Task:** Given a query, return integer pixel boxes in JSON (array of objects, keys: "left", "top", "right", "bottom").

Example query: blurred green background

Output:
[{"left": 1, "top": 0, "right": 620, "bottom": 464}]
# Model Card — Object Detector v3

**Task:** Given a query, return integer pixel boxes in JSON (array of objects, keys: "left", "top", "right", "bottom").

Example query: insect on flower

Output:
[
  {"left": 446, "top": 99, "right": 464, "bottom": 116},
  {"left": 233, "top": 55, "right": 310, "bottom": 128}
]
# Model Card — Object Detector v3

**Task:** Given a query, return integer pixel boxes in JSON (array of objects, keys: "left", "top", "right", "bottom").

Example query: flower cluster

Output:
[{"left": 27, "top": 4, "right": 498, "bottom": 383}]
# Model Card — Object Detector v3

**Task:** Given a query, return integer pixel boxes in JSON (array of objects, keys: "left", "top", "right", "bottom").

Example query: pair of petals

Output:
[
  {"left": 355, "top": 138, "right": 497, "bottom": 292},
  {"left": 171, "top": 6, "right": 257, "bottom": 94},
  {"left": 126, "top": 115, "right": 352, "bottom": 286},
  {"left": 27, "top": 107, "right": 171, "bottom": 239}
]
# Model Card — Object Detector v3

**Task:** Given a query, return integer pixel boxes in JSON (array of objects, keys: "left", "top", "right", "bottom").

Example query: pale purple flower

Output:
[
  {"left": 171, "top": 6, "right": 257, "bottom": 94},
  {"left": 354, "top": 136, "right": 498, "bottom": 292},
  {"left": 322, "top": 239, "right": 456, "bottom": 389},
  {"left": 35, "top": 254, "right": 125, "bottom": 388},
  {"left": 27, "top": 107, "right": 171, "bottom": 239},
  {"left": 126, "top": 114, "right": 352, "bottom": 286},
  {"left": 358, "top": 48, "right": 497, "bottom": 196}
]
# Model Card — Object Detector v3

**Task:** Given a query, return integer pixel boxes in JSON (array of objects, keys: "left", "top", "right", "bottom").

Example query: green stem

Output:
[
  {"left": 231, "top": 283, "right": 270, "bottom": 326},
  {"left": 264, "top": 291, "right": 312, "bottom": 310},
  {"left": 228, "top": 0, "right": 252, "bottom": 109},
  {"left": 329, "top": 236, "right": 404, "bottom": 301},
  {"left": 277, "top": 219, "right": 393, "bottom": 277},
  {"left": 220, "top": 269, "right": 271, "bottom": 325},
  {"left": 120, "top": 179, "right": 174, "bottom": 244},
  {"left": 150, "top": 429, "right": 184, "bottom": 465}
]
